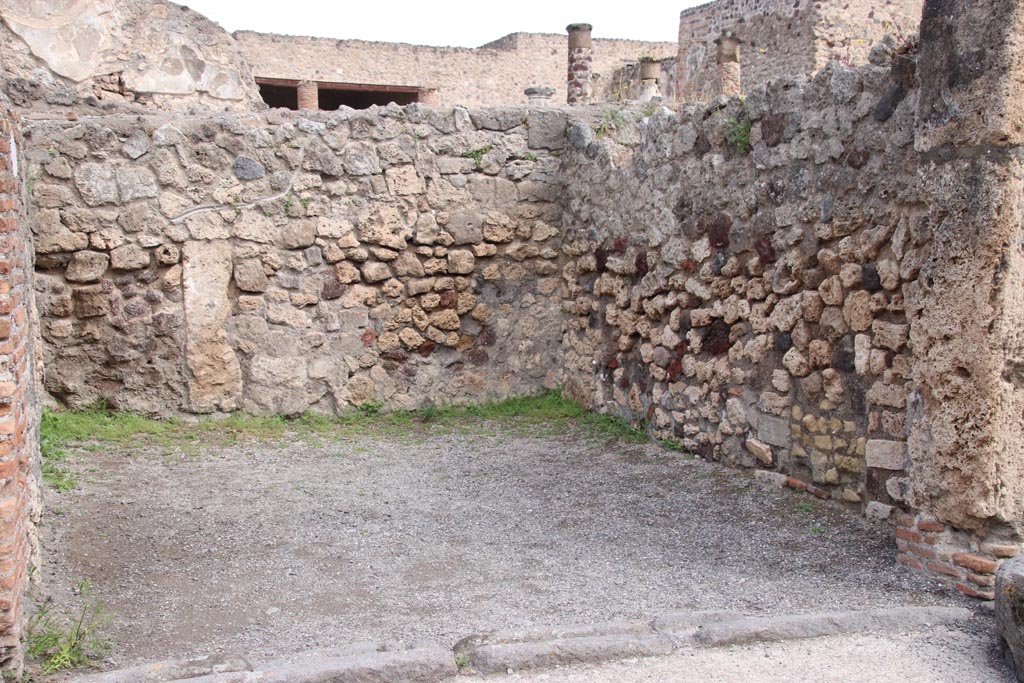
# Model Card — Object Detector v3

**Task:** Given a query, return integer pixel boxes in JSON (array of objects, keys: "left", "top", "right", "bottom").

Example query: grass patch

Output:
[{"left": 39, "top": 390, "right": 690, "bottom": 483}]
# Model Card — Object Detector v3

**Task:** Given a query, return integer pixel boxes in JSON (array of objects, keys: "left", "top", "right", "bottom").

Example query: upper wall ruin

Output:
[
  {"left": 0, "top": 0, "right": 262, "bottom": 111},
  {"left": 677, "top": 0, "right": 923, "bottom": 100}
]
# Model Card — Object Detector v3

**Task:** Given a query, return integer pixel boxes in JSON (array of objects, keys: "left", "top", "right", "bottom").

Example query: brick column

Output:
[
  {"left": 566, "top": 23, "right": 594, "bottom": 106},
  {"left": 0, "top": 105, "right": 40, "bottom": 676},
  {"left": 714, "top": 31, "right": 743, "bottom": 97},
  {"left": 296, "top": 80, "right": 319, "bottom": 110}
]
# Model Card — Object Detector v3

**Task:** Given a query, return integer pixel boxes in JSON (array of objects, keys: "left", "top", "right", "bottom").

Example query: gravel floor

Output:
[{"left": 38, "top": 422, "right": 979, "bottom": 673}]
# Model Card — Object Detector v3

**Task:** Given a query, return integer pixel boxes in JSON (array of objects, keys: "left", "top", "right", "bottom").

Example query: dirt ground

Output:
[{"left": 35, "top": 420, "right": 1001, "bottom": 676}]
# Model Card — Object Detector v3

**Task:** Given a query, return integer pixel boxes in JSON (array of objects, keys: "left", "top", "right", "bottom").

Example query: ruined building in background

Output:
[
  {"left": 233, "top": 30, "right": 678, "bottom": 109},
  {"left": 0, "top": 0, "right": 1020, "bottom": 677},
  {"left": 677, "top": 0, "right": 923, "bottom": 100}
]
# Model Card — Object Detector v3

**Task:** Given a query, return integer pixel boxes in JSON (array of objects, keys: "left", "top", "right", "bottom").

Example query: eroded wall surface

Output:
[
  {"left": 234, "top": 31, "right": 678, "bottom": 108},
  {"left": 561, "top": 60, "right": 920, "bottom": 511},
  {"left": 24, "top": 105, "right": 568, "bottom": 416},
  {"left": 676, "top": 0, "right": 923, "bottom": 101},
  {"left": 0, "top": 0, "right": 262, "bottom": 111}
]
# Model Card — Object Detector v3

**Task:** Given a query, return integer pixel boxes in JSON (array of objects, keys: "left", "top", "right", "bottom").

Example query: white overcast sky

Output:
[{"left": 183, "top": 0, "right": 708, "bottom": 47}]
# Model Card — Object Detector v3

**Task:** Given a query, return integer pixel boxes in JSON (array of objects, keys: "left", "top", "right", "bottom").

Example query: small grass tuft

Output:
[
  {"left": 26, "top": 579, "right": 112, "bottom": 674},
  {"left": 461, "top": 145, "right": 492, "bottom": 168}
]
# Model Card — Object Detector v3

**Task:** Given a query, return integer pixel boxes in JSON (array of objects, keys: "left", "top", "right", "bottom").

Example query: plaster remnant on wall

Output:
[{"left": 0, "top": 0, "right": 262, "bottom": 110}]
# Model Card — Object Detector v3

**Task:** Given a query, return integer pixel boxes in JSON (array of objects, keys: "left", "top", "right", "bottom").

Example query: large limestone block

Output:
[
  {"left": 907, "top": 155, "right": 1024, "bottom": 534},
  {"left": 182, "top": 241, "right": 241, "bottom": 413}
]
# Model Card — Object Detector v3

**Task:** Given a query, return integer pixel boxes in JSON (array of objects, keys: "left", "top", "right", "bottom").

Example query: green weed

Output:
[
  {"left": 796, "top": 501, "right": 814, "bottom": 513},
  {"left": 594, "top": 108, "right": 627, "bottom": 138},
  {"left": 26, "top": 579, "right": 112, "bottom": 674},
  {"left": 724, "top": 114, "right": 752, "bottom": 154},
  {"left": 461, "top": 145, "right": 492, "bottom": 168}
]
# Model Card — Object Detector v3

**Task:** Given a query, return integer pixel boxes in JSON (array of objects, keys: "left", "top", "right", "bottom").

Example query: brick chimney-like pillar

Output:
[
  {"left": 715, "top": 31, "right": 743, "bottom": 97},
  {"left": 296, "top": 80, "right": 319, "bottom": 110},
  {"left": 566, "top": 23, "right": 594, "bottom": 105}
]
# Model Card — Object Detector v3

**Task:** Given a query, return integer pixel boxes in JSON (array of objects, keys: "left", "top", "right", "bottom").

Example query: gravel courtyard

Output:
[{"left": 36, "top": 417, "right": 987, "bottom": 674}]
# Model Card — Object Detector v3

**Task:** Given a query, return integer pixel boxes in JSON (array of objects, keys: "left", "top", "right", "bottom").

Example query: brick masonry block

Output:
[
  {"left": 897, "top": 554, "right": 923, "bottom": 571},
  {"left": 952, "top": 552, "right": 999, "bottom": 575},
  {"left": 955, "top": 582, "right": 994, "bottom": 600},
  {"left": 895, "top": 527, "right": 922, "bottom": 543},
  {"left": 894, "top": 513, "right": 915, "bottom": 528},
  {"left": 926, "top": 560, "right": 962, "bottom": 578}
]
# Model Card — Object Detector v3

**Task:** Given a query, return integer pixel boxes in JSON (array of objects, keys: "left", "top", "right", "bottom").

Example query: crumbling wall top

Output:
[{"left": 0, "top": 0, "right": 262, "bottom": 112}]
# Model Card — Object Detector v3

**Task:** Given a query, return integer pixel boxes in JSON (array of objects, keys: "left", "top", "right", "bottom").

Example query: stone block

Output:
[
  {"left": 233, "top": 259, "right": 268, "bottom": 293},
  {"left": 866, "top": 439, "right": 906, "bottom": 470},
  {"left": 65, "top": 251, "right": 109, "bottom": 283},
  {"left": 74, "top": 163, "right": 118, "bottom": 206},
  {"left": 110, "top": 244, "right": 151, "bottom": 270},
  {"left": 996, "top": 555, "right": 1024, "bottom": 679},
  {"left": 756, "top": 413, "right": 791, "bottom": 448},
  {"left": 527, "top": 109, "right": 568, "bottom": 150},
  {"left": 745, "top": 438, "right": 773, "bottom": 465}
]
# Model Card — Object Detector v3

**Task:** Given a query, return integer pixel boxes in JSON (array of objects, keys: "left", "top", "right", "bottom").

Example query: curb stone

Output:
[
  {"left": 70, "top": 645, "right": 455, "bottom": 683},
  {"left": 68, "top": 606, "right": 977, "bottom": 682},
  {"left": 70, "top": 654, "right": 253, "bottom": 683},
  {"left": 460, "top": 633, "right": 675, "bottom": 675},
  {"left": 692, "top": 606, "right": 973, "bottom": 647}
]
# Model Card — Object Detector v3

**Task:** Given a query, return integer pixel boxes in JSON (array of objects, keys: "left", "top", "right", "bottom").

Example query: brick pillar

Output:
[
  {"left": 418, "top": 89, "right": 440, "bottom": 106},
  {"left": 0, "top": 105, "right": 40, "bottom": 677},
  {"left": 566, "top": 23, "right": 594, "bottom": 106},
  {"left": 714, "top": 31, "right": 743, "bottom": 97},
  {"left": 296, "top": 80, "right": 319, "bottom": 110},
  {"left": 525, "top": 86, "right": 555, "bottom": 106}
]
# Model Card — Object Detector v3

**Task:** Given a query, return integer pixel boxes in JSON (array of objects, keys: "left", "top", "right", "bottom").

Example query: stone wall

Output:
[
  {"left": 234, "top": 31, "right": 678, "bottom": 108},
  {"left": 676, "top": 0, "right": 923, "bottom": 101},
  {"left": 0, "top": 0, "right": 262, "bottom": 112},
  {"left": 23, "top": 104, "right": 568, "bottom": 416},
  {"left": 0, "top": 100, "right": 41, "bottom": 676},
  {"left": 558, "top": 0, "right": 1024, "bottom": 597},
  {"left": 560, "top": 58, "right": 921, "bottom": 512}
]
